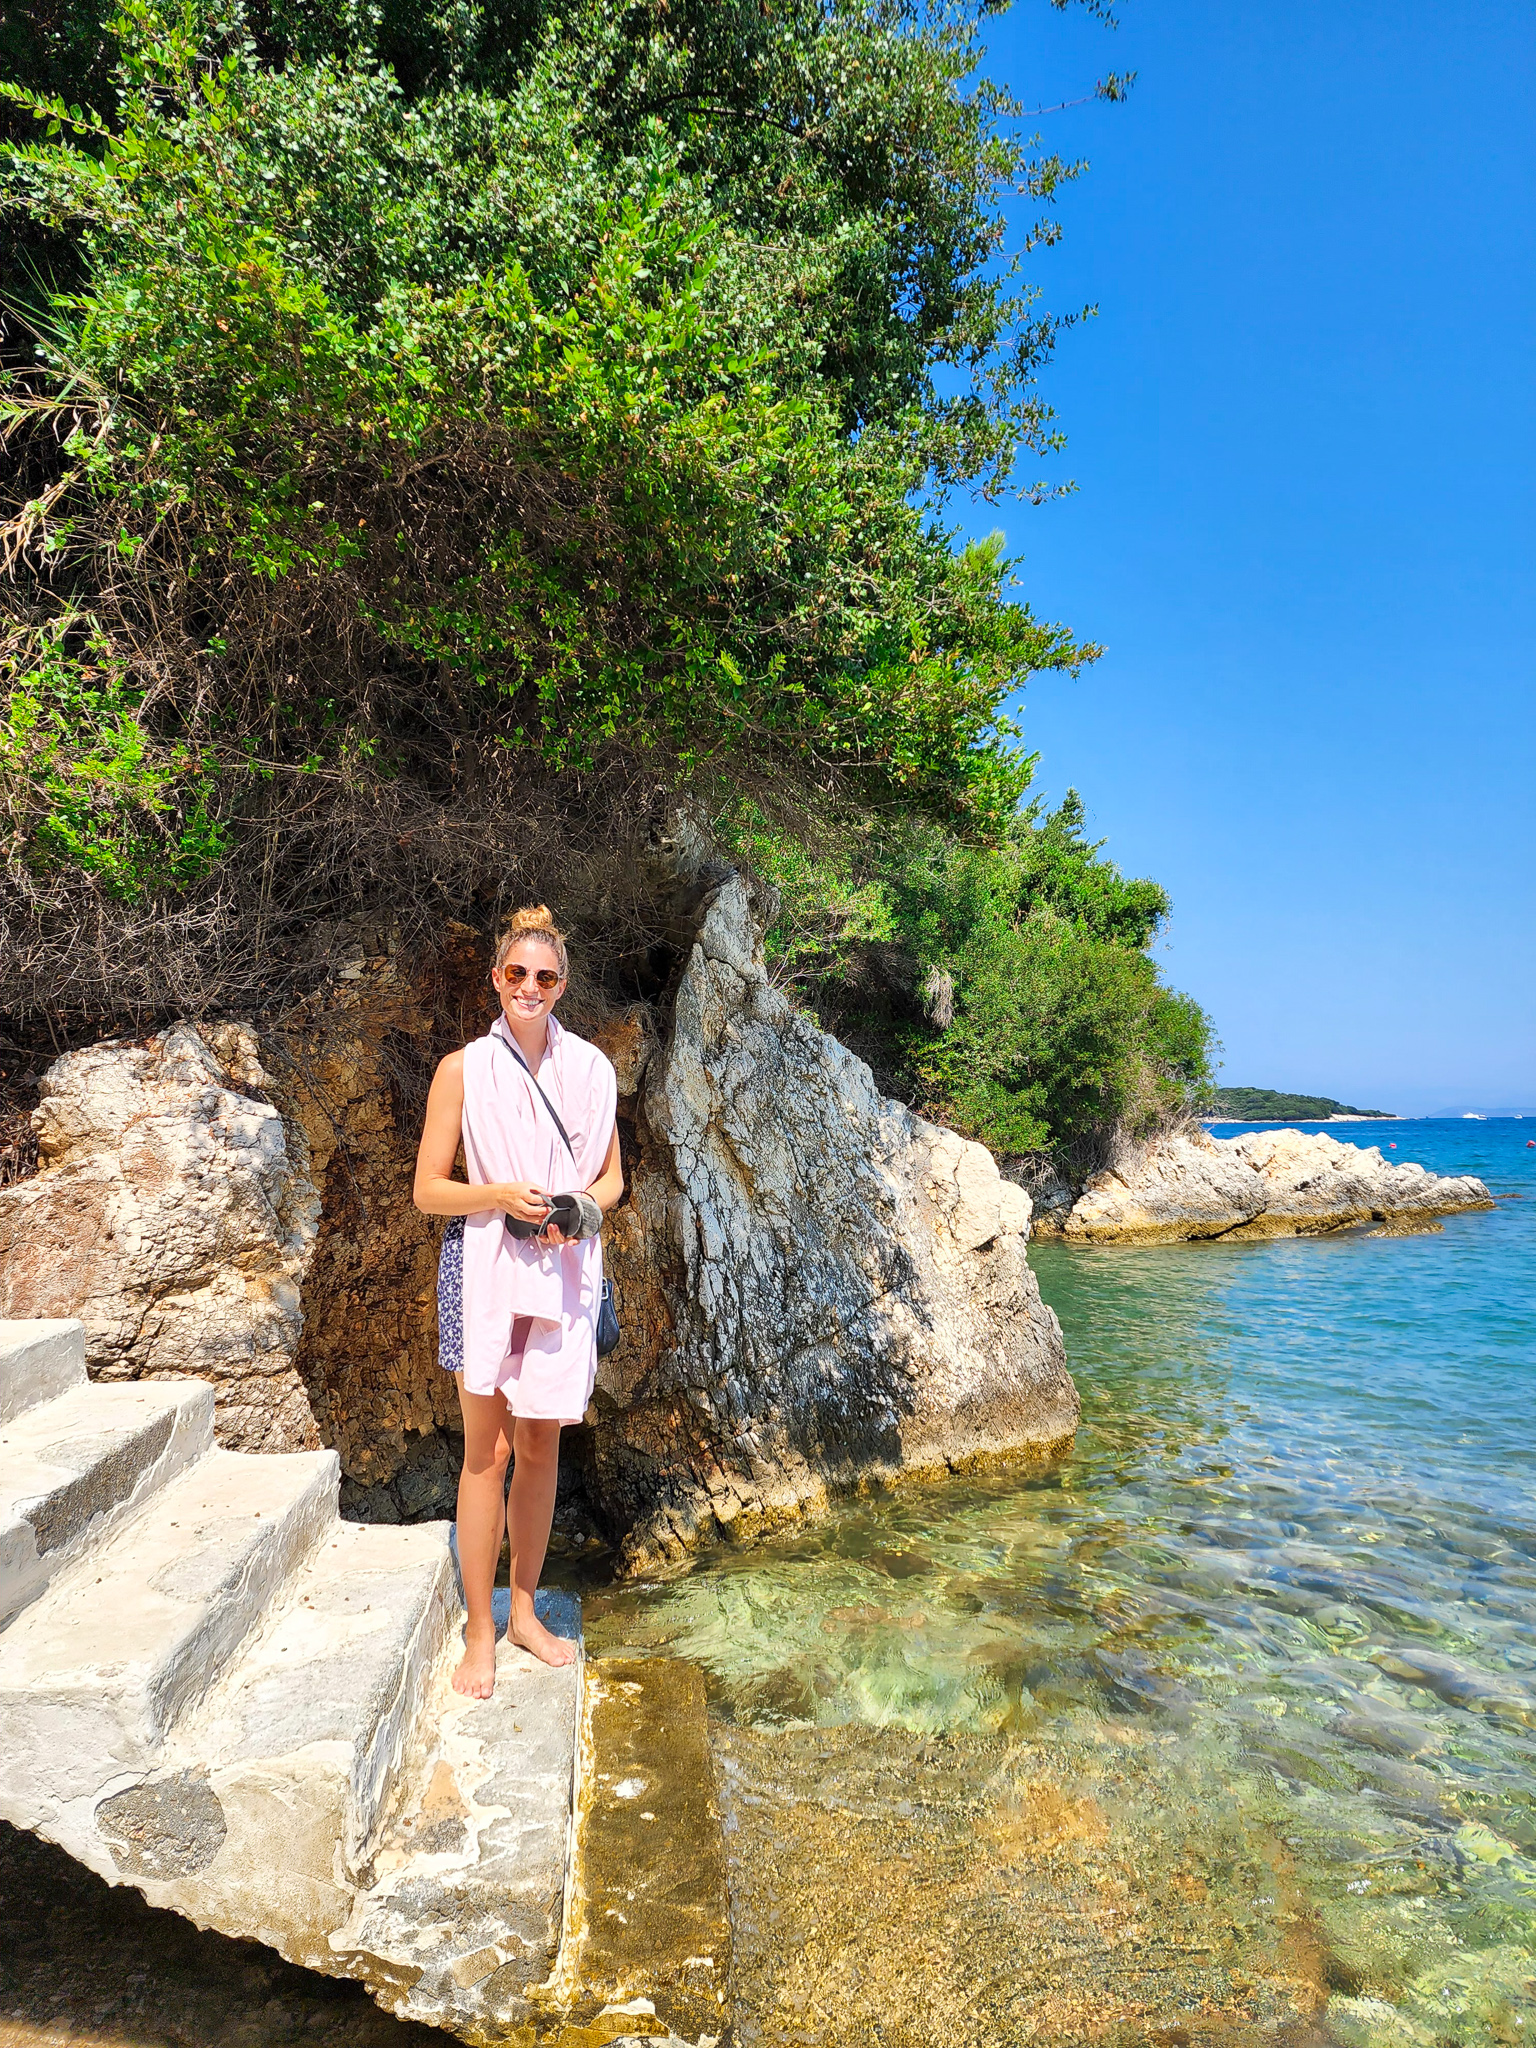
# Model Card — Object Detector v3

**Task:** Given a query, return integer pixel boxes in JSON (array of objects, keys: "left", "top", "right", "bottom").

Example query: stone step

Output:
[
  {"left": 0, "top": 1377, "right": 216, "bottom": 1630},
  {"left": 0, "top": 1318, "right": 87, "bottom": 1426},
  {"left": 86, "top": 1519, "right": 460, "bottom": 1967},
  {"left": 346, "top": 1643, "right": 733, "bottom": 2046},
  {"left": 332, "top": 1587, "right": 585, "bottom": 2034},
  {"left": 191, "top": 1517, "right": 460, "bottom": 1871},
  {"left": 0, "top": 1444, "right": 339, "bottom": 1839}
]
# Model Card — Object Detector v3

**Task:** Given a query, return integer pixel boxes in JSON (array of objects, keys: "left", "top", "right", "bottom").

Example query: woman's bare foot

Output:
[
  {"left": 451, "top": 1618, "right": 499, "bottom": 1697},
  {"left": 508, "top": 1606, "right": 578, "bottom": 1668}
]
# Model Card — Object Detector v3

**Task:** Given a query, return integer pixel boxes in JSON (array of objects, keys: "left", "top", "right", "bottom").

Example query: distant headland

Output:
[{"left": 1206, "top": 1087, "right": 1396, "bottom": 1122}]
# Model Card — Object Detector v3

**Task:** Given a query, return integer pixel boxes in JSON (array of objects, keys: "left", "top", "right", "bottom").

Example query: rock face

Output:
[
  {"left": 0, "top": 868, "right": 1077, "bottom": 1565},
  {"left": 260, "top": 928, "right": 484, "bottom": 1500},
  {"left": 0, "top": 1026, "right": 321, "bottom": 1450},
  {"left": 593, "top": 876, "right": 1078, "bottom": 1574},
  {"left": 1032, "top": 1126, "right": 1494, "bottom": 1246},
  {"left": 0, "top": 928, "right": 484, "bottom": 1493}
]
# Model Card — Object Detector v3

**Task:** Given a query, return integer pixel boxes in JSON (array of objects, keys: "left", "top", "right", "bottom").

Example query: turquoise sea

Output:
[{"left": 582, "top": 1119, "right": 1536, "bottom": 2045}]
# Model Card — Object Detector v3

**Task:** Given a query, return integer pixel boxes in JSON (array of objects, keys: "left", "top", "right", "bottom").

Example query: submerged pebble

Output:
[{"left": 1370, "top": 1647, "right": 1536, "bottom": 1724}]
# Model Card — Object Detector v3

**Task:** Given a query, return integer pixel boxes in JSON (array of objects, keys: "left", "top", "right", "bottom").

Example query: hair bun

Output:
[{"left": 508, "top": 903, "right": 558, "bottom": 935}]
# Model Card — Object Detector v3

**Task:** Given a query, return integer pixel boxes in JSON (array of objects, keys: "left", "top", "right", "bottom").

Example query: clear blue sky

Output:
[{"left": 966, "top": 0, "right": 1535, "bottom": 1115}]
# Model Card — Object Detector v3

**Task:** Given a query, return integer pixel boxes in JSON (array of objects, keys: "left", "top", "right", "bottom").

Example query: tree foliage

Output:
[
  {"left": 0, "top": 0, "right": 1109, "bottom": 1015},
  {"left": 0, "top": 0, "right": 1214, "bottom": 1165},
  {"left": 724, "top": 793, "right": 1215, "bottom": 1157}
]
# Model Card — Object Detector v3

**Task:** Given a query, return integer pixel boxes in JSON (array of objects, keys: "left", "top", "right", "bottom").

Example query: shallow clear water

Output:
[{"left": 581, "top": 1120, "right": 1536, "bottom": 2045}]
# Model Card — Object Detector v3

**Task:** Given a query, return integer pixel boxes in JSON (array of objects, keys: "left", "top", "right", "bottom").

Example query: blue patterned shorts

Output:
[{"left": 437, "top": 1214, "right": 465, "bottom": 1373}]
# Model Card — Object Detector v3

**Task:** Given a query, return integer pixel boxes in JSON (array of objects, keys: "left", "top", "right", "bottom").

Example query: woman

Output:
[{"left": 413, "top": 906, "right": 622, "bottom": 1696}]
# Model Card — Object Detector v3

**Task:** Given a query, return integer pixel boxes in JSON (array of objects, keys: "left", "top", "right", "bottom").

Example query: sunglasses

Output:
[{"left": 503, "top": 964, "right": 560, "bottom": 991}]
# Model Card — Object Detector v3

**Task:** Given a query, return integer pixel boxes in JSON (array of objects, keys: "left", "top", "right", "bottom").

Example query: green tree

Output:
[
  {"left": 1, "top": 0, "right": 1120, "bottom": 1026},
  {"left": 723, "top": 795, "right": 1215, "bottom": 1158},
  {"left": 1, "top": 0, "right": 1213, "bottom": 1170}
]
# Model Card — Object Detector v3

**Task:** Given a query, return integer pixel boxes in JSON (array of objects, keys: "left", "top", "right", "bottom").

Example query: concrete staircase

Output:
[{"left": 0, "top": 1319, "right": 729, "bottom": 2045}]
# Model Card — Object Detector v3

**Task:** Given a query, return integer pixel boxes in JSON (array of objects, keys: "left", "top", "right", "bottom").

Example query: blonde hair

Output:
[{"left": 494, "top": 903, "right": 568, "bottom": 978}]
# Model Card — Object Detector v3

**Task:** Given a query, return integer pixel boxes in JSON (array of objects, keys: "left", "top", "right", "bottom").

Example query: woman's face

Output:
[{"left": 492, "top": 937, "right": 566, "bottom": 1027}]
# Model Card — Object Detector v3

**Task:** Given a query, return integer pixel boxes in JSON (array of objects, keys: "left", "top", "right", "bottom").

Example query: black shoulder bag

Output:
[{"left": 496, "top": 1034, "right": 621, "bottom": 1359}]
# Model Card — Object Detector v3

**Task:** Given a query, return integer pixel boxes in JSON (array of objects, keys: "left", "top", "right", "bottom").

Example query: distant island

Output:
[{"left": 1206, "top": 1088, "right": 1395, "bottom": 1121}]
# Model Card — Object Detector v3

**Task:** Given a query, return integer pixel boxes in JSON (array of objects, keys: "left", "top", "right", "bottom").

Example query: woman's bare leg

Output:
[
  {"left": 506, "top": 1417, "right": 575, "bottom": 1669},
  {"left": 453, "top": 1378, "right": 513, "bottom": 1698}
]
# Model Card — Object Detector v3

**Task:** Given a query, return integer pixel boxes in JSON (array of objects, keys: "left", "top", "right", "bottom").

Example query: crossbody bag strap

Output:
[{"left": 496, "top": 1030, "right": 578, "bottom": 1165}]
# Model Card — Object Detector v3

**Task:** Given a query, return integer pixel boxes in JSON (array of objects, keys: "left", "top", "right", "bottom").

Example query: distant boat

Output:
[{"left": 1462, "top": 1112, "right": 1486, "bottom": 1120}]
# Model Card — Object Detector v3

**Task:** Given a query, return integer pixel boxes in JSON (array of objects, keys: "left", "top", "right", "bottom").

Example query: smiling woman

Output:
[{"left": 412, "top": 904, "right": 621, "bottom": 1694}]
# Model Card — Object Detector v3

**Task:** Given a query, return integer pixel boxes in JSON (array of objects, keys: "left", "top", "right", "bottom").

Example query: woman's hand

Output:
[
  {"left": 498, "top": 1181, "right": 553, "bottom": 1226},
  {"left": 498, "top": 1181, "right": 571, "bottom": 1244},
  {"left": 413, "top": 1051, "right": 621, "bottom": 1240}
]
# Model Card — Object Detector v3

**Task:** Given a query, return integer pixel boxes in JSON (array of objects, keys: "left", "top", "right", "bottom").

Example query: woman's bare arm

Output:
[{"left": 411, "top": 1051, "right": 552, "bottom": 1224}]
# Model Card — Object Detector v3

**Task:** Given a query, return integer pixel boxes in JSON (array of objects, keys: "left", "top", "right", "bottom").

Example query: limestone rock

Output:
[
  {"left": 0, "top": 1027, "right": 321, "bottom": 1449},
  {"left": 593, "top": 876, "right": 1078, "bottom": 1574},
  {"left": 0, "top": 870, "right": 1075, "bottom": 1566},
  {"left": 1033, "top": 1124, "right": 1494, "bottom": 1246},
  {"left": 1226, "top": 1126, "right": 1492, "bottom": 1234},
  {"left": 0, "top": 927, "right": 478, "bottom": 1484},
  {"left": 259, "top": 931, "right": 480, "bottom": 1491},
  {"left": 1034, "top": 1131, "right": 1269, "bottom": 1246}
]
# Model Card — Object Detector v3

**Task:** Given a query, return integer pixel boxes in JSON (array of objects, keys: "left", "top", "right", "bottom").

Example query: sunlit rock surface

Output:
[
  {"left": 0, "top": 856, "right": 1075, "bottom": 1565},
  {"left": 595, "top": 875, "right": 1078, "bottom": 1575},
  {"left": 1032, "top": 1125, "right": 1495, "bottom": 1246},
  {"left": 0, "top": 1027, "right": 320, "bottom": 1450},
  {"left": 0, "top": 1315, "right": 731, "bottom": 2043}
]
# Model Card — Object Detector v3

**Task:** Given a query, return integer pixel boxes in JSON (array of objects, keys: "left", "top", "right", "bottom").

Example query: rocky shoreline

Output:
[
  {"left": 0, "top": 830, "right": 1498, "bottom": 1565},
  {"left": 1031, "top": 1125, "right": 1494, "bottom": 1247},
  {"left": 0, "top": 848, "right": 1078, "bottom": 1575}
]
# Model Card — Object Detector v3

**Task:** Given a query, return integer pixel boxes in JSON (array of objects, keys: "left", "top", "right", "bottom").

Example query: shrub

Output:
[
  {"left": 0, "top": 0, "right": 1104, "bottom": 1026},
  {"left": 720, "top": 794, "right": 1216, "bottom": 1158}
]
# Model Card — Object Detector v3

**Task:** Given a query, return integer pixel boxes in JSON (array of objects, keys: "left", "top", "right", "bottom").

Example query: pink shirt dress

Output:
[{"left": 436, "top": 1015, "right": 618, "bottom": 1421}]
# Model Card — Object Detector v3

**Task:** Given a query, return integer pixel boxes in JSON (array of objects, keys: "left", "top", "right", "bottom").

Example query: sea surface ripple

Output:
[{"left": 581, "top": 1119, "right": 1536, "bottom": 2047}]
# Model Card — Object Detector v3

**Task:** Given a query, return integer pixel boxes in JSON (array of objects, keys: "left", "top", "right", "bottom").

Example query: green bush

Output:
[
  {"left": 0, "top": 0, "right": 1212, "bottom": 1168},
  {"left": 0, "top": 613, "right": 227, "bottom": 894},
  {"left": 720, "top": 794, "right": 1216, "bottom": 1158},
  {"left": 1, "top": 0, "right": 1099, "bottom": 985}
]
